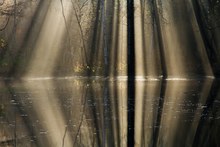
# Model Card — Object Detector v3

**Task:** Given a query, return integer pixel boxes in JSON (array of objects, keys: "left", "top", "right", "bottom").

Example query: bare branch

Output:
[
  {"left": 62, "top": 126, "right": 68, "bottom": 147},
  {"left": 80, "top": 0, "right": 89, "bottom": 10},
  {"left": 73, "top": 85, "right": 87, "bottom": 146},
  {"left": 0, "top": 16, "right": 10, "bottom": 31},
  {"left": 71, "top": 0, "right": 88, "bottom": 65}
]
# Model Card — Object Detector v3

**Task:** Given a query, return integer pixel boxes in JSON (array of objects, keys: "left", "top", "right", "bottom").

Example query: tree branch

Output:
[
  {"left": 71, "top": 0, "right": 88, "bottom": 65},
  {"left": 0, "top": 16, "right": 10, "bottom": 31}
]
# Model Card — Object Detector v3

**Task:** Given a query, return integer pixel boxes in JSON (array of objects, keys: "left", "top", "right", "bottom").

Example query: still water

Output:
[{"left": 0, "top": 78, "right": 219, "bottom": 147}]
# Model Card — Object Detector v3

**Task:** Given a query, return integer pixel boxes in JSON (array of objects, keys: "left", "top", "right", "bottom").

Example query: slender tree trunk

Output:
[{"left": 127, "top": 0, "right": 135, "bottom": 146}]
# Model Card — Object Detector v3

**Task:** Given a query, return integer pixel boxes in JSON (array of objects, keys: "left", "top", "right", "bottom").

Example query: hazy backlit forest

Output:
[{"left": 0, "top": 0, "right": 220, "bottom": 147}]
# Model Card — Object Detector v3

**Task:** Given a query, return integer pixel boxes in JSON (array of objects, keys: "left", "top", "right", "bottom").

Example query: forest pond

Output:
[{"left": 0, "top": 78, "right": 219, "bottom": 147}]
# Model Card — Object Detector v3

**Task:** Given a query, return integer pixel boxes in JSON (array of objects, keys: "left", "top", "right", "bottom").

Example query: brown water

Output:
[{"left": 0, "top": 78, "right": 219, "bottom": 147}]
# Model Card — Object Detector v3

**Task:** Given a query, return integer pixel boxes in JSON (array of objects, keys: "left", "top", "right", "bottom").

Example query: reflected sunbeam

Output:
[{"left": 0, "top": 78, "right": 220, "bottom": 146}]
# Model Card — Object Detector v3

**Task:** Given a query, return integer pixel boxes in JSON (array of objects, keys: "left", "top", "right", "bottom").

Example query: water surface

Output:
[{"left": 0, "top": 78, "right": 219, "bottom": 147}]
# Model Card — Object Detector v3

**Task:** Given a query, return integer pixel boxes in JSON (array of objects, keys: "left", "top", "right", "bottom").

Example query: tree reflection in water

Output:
[{"left": 0, "top": 78, "right": 219, "bottom": 147}]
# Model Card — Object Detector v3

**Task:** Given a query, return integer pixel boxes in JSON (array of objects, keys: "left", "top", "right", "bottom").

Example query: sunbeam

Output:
[{"left": 0, "top": 0, "right": 220, "bottom": 146}]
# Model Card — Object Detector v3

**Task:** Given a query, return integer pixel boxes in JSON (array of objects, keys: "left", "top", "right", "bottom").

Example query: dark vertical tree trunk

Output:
[
  {"left": 127, "top": 0, "right": 135, "bottom": 146},
  {"left": 191, "top": 0, "right": 217, "bottom": 76},
  {"left": 152, "top": 0, "right": 166, "bottom": 77},
  {"left": 88, "top": 0, "right": 101, "bottom": 76}
]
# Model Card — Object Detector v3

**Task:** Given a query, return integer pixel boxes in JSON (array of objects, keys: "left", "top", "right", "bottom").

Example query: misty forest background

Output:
[{"left": 0, "top": 0, "right": 220, "bottom": 79}]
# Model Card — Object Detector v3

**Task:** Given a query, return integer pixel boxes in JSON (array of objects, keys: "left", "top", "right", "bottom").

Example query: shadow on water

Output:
[
  {"left": 134, "top": 80, "right": 162, "bottom": 147},
  {"left": 155, "top": 79, "right": 213, "bottom": 147},
  {"left": 193, "top": 79, "right": 220, "bottom": 147},
  {"left": 152, "top": 79, "right": 166, "bottom": 147}
]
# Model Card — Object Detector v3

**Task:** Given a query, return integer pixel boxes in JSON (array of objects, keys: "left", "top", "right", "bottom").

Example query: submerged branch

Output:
[
  {"left": 62, "top": 126, "right": 68, "bottom": 147},
  {"left": 73, "top": 85, "right": 87, "bottom": 146}
]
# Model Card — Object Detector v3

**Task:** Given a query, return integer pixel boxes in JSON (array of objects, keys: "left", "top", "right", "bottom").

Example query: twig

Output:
[
  {"left": 13, "top": 0, "right": 17, "bottom": 145},
  {"left": 70, "top": 0, "right": 88, "bottom": 65},
  {"left": 73, "top": 85, "right": 87, "bottom": 146},
  {"left": 80, "top": 0, "right": 89, "bottom": 10},
  {"left": 62, "top": 126, "right": 68, "bottom": 147},
  {"left": 0, "top": 16, "right": 10, "bottom": 31}
]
